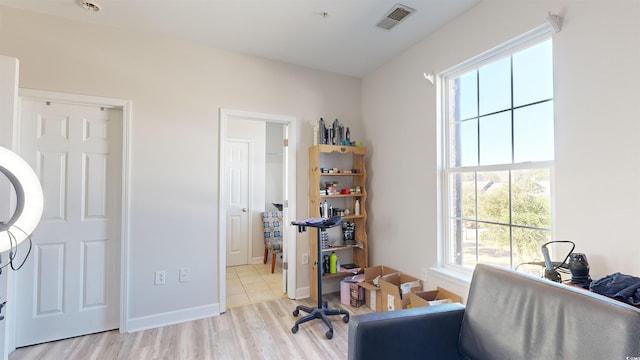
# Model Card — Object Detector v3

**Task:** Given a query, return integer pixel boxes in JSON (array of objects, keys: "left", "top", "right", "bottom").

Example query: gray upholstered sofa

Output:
[{"left": 348, "top": 263, "right": 640, "bottom": 360}]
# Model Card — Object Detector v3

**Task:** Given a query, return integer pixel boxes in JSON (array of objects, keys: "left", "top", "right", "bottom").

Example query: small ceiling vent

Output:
[{"left": 376, "top": 4, "right": 415, "bottom": 30}]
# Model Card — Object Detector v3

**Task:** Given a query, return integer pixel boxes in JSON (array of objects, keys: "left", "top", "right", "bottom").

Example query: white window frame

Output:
[{"left": 438, "top": 24, "right": 555, "bottom": 277}]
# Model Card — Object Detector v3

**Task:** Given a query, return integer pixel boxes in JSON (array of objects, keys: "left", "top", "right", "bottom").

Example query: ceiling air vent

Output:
[{"left": 376, "top": 4, "right": 415, "bottom": 30}]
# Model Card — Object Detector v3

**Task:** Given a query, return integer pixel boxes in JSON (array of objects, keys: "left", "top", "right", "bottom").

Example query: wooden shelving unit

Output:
[{"left": 308, "top": 145, "right": 368, "bottom": 302}]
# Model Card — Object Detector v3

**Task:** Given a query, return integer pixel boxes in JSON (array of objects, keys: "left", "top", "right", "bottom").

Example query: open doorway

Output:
[
  {"left": 218, "top": 109, "right": 297, "bottom": 313},
  {"left": 226, "top": 122, "right": 286, "bottom": 308}
]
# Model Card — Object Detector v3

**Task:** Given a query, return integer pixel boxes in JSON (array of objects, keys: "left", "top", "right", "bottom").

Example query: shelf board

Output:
[
  {"left": 320, "top": 172, "right": 365, "bottom": 176},
  {"left": 321, "top": 244, "right": 364, "bottom": 253},
  {"left": 341, "top": 215, "right": 365, "bottom": 220},
  {"left": 311, "top": 215, "right": 364, "bottom": 221},
  {"left": 314, "top": 144, "right": 367, "bottom": 155},
  {"left": 322, "top": 268, "right": 363, "bottom": 280},
  {"left": 320, "top": 193, "right": 365, "bottom": 198}
]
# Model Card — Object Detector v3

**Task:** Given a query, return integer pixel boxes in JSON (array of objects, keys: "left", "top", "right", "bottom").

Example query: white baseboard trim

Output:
[
  {"left": 295, "top": 286, "right": 310, "bottom": 299},
  {"left": 126, "top": 303, "right": 220, "bottom": 333},
  {"left": 251, "top": 257, "right": 264, "bottom": 264}
]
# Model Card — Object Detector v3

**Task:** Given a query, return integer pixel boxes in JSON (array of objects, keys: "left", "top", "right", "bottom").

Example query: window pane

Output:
[
  {"left": 449, "top": 172, "right": 476, "bottom": 219},
  {"left": 479, "top": 57, "right": 511, "bottom": 115},
  {"left": 450, "top": 119, "right": 478, "bottom": 167},
  {"left": 477, "top": 171, "right": 509, "bottom": 224},
  {"left": 513, "top": 40, "right": 553, "bottom": 107},
  {"left": 449, "top": 218, "right": 467, "bottom": 266},
  {"left": 461, "top": 219, "right": 478, "bottom": 269},
  {"left": 479, "top": 112, "right": 511, "bottom": 165},
  {"left": 511, "top": 169, "right": 551, "bottom": 228},
  {"left": 514, "top": 101, "right": 554, "bottom": 162},
  {"left": 462, "top": 237, "right": 478, "bottom": 268},
  {"left": 512, "top": 227, "right": 552, "bottom": 267},
  {"left": 478, "top": 223, "right": 511, "bottom": 267},
  {"left": 456, "top": 71, "right": 478, "bottom": 121},
  {"left": 443, "top": 33, "right": 553, "bottom": 272}
]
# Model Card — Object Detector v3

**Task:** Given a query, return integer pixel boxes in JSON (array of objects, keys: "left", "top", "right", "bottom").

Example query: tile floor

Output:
[{"left": 226, "top": 262, "right": 287, "bottom": 308}]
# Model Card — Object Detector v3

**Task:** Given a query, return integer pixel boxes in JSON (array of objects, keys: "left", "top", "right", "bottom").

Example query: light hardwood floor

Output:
[{"left": 10, "top": 289, "right": 371, "bottom": 359}]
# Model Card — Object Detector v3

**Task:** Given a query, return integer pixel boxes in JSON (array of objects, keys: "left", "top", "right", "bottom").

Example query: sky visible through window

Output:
[{"left": 453, "top": 40, "right": 553, "bottom": 167}]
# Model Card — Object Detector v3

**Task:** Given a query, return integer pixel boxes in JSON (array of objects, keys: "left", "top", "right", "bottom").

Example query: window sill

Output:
[{"left": 429, "top": 266, "right": 472, "bottom": 288}]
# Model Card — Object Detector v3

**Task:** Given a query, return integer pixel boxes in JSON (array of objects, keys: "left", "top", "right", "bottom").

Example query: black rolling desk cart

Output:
[{"left": 291, "top": 216, "right": 349, "bottom": 339}]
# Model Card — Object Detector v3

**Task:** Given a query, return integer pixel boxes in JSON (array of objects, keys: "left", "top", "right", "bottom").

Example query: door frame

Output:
[
  {"left": 8, "top": 88, "right": 132, "bottom": 351},
  {"left": 218, "top": 109, "right": 297, "bottom": 312}
]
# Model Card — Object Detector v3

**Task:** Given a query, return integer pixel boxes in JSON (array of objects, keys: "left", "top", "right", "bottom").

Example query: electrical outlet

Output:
[
  {"left": 179, "top": 268, "right": 191, "bottom": 282},
  {"left": 301, "top": 253, "right": 309, "bottom": 264},
  {"left": 154, "top": 270, "right": 166, "bottom": 285}
]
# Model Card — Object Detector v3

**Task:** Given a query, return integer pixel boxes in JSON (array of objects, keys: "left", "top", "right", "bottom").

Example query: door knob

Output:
[{"left": 242, "top": 208, "right": 248, "bottom": 212}]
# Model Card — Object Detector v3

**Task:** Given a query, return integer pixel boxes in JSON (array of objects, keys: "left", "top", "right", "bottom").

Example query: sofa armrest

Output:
[{"left": 348, "top": 303, "right": 465, "bottom": 360}]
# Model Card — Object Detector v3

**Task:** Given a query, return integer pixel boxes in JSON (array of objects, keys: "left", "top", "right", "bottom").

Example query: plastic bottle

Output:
[
  {"left": 319, "top": 118, "right": 326, "bottom": 144},
  {"left": 329, "top": 252, "right": 338, "bottom": 274},
  {"left": 313, "top": 120, "right": 319, "bottom": 146},
  {"left": 355, "top": 198, "right": 360, "bottom": 216},
  {"left": 322, "top": 200, "right": 329, "bottom": 219}
]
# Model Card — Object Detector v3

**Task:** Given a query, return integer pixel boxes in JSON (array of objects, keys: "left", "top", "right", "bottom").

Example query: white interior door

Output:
[
  {"left": 225, "top": 140, "right": 250, "bottom": 267},
  {"left": 225, "top": 117, "right": 266, "bottom": 267},
  {"left": 15, "top": 98, "right": 122, "bottom": 347}
]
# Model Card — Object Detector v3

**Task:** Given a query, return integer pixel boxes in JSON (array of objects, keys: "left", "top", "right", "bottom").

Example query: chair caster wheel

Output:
[
  {"left": 325, "top": 330, "right": 333, "bottom": 339},
  {"left": 291, "top": 325, "right": 298, "bottom": 334},
  {"left": 293, "top": 309, "right": 299, "bottom": 316},
  {"left": 343, "top": 315, "right": 349, "bottom": 323}
]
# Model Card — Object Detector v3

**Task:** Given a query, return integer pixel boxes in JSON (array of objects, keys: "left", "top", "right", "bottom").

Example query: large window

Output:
[{"left": 441, "top": 28, "right": 554, "bottom": 271}]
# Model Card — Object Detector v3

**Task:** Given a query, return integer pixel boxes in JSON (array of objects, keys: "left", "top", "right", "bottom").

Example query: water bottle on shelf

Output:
[{"left": 329, "top": 252, "right": 337, "bottom": 274}]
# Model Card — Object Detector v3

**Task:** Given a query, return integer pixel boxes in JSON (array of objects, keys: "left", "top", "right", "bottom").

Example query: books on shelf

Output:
[{"left": 341, "top": 264, "right": 361, "bottom": 274}]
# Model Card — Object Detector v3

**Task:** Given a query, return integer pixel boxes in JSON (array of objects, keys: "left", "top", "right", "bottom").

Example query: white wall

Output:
[
  {"left": 362, "top": 0, "right": 640, "bottom": 300},
  {"left": 0, "top": 6, "right": 362, "bottom": 327}
]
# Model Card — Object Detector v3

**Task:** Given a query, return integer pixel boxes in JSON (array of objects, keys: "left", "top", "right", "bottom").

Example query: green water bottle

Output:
[{"left": 329, "top": 252, "right": 338, "bottom": 274}]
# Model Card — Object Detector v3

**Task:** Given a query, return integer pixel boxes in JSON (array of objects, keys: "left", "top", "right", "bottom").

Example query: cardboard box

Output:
[
  {"left": 379, "top": 273, "right": 423, "bottom": 311},
  {"left": 340, "top": 274, "right": 365, "bottom": 306},
  {"left": 350, "top": 283, "right": 364, "bottom": 307},
  {"left": 340, "top": 279, "right": 353, "bottom": 305},
  {"left": 357, "top": 265, "right": 400, "bottom": 311},
  {"left": 409, "top": 287, "right": 462, "bottom": 308}
]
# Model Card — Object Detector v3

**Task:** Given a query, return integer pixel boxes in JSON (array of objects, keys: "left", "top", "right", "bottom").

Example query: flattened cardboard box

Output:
[
  {"left": 379, "top": 273, "right": 422, "bottom": 311},
  {"left": 409, "top": 287, "right": 462, "bottom": 308},
  {"left": 357, "top": 265, "right": 400, "bottom": 312}
]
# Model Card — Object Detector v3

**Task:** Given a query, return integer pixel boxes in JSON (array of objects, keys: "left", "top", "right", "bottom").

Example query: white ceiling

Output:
[{"left": 0, "top": 0, "right": 480, "bottom": 77}]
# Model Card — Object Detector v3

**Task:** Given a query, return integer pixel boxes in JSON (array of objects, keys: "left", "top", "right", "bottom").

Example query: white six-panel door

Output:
[
  {"left": 225, "top": 140, "right": 250, "bottom": 267},
  {"left": 15, "top": 99, "right": 122, "bottom": 347}
]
